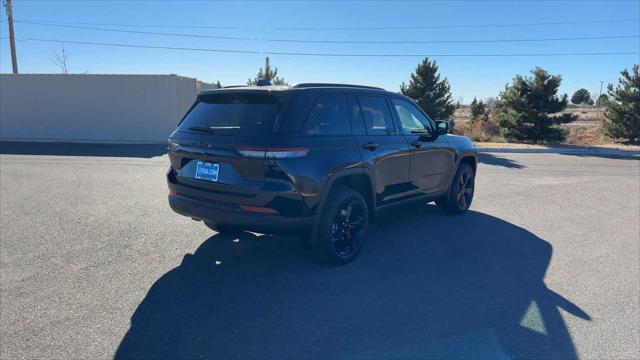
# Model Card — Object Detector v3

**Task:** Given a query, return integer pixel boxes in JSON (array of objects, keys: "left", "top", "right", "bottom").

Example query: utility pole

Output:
[
  {"left": 598, "top": 81, "right": 604, "bottom": 107},
  {"left": 3, "top": 0, "right": 18, "bottom": 74}
]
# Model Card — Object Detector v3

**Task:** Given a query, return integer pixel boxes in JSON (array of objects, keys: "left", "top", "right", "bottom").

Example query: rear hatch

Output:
[{"left": 168, "top": 91, "right": 289, "bottom": 198}]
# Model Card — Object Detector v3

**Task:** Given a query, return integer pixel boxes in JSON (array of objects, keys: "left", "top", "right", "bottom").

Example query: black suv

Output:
[{"left": 167, "top": 83, "right": 477, "bottom": 263}]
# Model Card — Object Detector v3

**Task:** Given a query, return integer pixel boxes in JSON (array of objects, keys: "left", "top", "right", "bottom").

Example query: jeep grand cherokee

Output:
[{"left": 167, "top": 83, "right": 477, "bottom": 263}]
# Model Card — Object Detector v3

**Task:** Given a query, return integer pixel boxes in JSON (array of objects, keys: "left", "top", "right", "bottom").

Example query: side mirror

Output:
[{"left": 435, "top": 120, "right": 450, "bottom": 135}]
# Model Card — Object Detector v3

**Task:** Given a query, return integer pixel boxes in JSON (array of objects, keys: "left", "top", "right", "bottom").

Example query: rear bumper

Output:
[{"left": 168, "top": 194, "right": 315, "bottom": 235}]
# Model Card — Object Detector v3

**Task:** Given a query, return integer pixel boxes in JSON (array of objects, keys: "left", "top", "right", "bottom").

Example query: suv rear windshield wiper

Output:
[
  {"left": 188, "top": 126, "right": 214, "bottom": 134},
  {"left": 188, "top": 125, "right": 241, "bottom": 134}
]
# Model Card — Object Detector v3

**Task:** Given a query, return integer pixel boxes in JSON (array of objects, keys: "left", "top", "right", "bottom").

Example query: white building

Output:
[{"left": 0, "top": 74, "right": 215, "bottom": 144}]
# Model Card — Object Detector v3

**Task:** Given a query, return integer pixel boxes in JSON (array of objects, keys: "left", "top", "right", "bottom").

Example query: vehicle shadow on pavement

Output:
[
  {"left": 0, "top": 141, "right": 166, "bottom": 158},
  {"left": 478, "top": 153, "right": 526, "bottom": 169},
  {"left": 115, "top": 204, "right": 590, "bottom": 359}
]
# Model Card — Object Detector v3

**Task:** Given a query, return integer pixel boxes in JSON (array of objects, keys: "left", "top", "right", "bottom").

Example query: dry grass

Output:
[
  {"left": 564, "top": 123, "right": 611, "bottom": 146},
  {"left": 453, "top": 110, "right": 504, "bottom": 143},
  {"left": 454, "top": 120, "right": 504, "bottom": 142},
  {"left": 451, "top": 107, "right": 472, "bottom": 124},
  {"left": 561, "top": 106, "right": 606, "bottom": 124},
  {"left": 452, "top": 106, "right": 616, "bottom": 146},
  {"left": 453, "top": 106, "right": 604, "bottom": 125}
]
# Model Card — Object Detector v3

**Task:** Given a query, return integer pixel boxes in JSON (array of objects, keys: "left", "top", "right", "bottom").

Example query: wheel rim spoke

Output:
[
  {"left": 350, "top": 216, "right": 364, "bottom": 231},
  {"left": 331, "top": 199, "right": 365, "bottom": 256},
  {"left": 456, "top": 170, "right": 473, "bottom": 209},
  {"left": 458, "top": 192, "right": 466, "bottom": 208}
]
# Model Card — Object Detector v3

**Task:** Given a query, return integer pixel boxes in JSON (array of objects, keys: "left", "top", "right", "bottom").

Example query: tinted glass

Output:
[
  {"left": 178, "top": 93, "right": 280, "bottom": 136},
  {"left": 349, "top": 96, "right": 366, "bottom": 135},
  {"left": 303, "top": 94, "right": 351, "bottom": 135},
  {"left": 392, "top": 98, "right": 433, "bottom": 135},
  {"left": 356, "top": 96, "right": 395, "bottom": 135}
]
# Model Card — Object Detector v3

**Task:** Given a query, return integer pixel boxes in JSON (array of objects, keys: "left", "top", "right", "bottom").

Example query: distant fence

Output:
[{"left": 0, "top": 74, "right": 209, "bottom": 143}]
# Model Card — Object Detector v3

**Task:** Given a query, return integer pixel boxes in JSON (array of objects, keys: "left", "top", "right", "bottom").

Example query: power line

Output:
[
  {"left": 13, "top": 20, "right": 640, "bottom": 44},
  {"left": 6, "top": 36, "right": 639, "bottom": 57},
  {"left": 9, "top": 17, "right": 639, "bottom": 31},
  {"left": 9, "top": 0, "right": 640, "bottom": 1},
  {"left": 13, "top": 19, "right": 241, "bottom": 30},
  {"left": 14, "top": 20, "right": 245, "bottom": 41},
  {"left": 10, "top": 37, "right": 261, "bottom": 54},
  {"left": 275, "top": 18, "right": 640, "bottom": 31}
]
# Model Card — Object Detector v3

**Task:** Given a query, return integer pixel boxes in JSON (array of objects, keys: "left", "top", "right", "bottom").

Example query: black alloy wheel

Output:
[
  {"left": 330, "top": 199, "right": 366, "bottom": 257},
  {"left": 437, "top": 162, "right": 475, "bottom": 214},
  {"left": 315, "top": 187, "right": 369, "bottom": 264},
  {"left": 456, "top": 166, "right": 474, "bottom": 210}
]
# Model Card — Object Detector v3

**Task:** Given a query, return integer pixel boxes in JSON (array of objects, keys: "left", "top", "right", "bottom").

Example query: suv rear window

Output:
[{"left": 178, "top": 93, "right": 281, "bottom": 136}]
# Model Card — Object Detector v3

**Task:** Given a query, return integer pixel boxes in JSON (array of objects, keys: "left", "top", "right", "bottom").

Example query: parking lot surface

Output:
[{"left": 1, "top": 150, "right": 638, "bottom": 359}]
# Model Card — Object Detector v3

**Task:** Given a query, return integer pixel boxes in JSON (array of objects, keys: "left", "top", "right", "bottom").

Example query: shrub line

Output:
[{"left": 475, "top": 143, "right": 639, "bottom": 157}]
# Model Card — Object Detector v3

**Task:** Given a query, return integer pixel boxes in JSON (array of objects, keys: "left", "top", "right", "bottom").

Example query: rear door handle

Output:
[
  {"left": 362, "top": 142, "right": 378, "bottom": 151},
  {"left": 410, "top": 140, "right": 422, "bottom": 148}
]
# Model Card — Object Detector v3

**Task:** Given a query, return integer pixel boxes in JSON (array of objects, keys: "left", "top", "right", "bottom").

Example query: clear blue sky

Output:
[{"left": 1, "top": 0, "right": 639, "bottom": 103}]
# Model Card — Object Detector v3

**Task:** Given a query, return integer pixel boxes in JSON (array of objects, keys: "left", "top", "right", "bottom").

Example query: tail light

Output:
[
  {"left": 167, "top": 138, "right": 179, "bottom": 151},
  {"left": 236, "top": 146, "right": 308, "bottom": 159}
]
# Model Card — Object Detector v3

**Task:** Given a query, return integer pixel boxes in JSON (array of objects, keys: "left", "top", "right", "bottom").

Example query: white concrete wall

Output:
[{"left": 0, "top": 74, "right": 200, "bottom": 143}]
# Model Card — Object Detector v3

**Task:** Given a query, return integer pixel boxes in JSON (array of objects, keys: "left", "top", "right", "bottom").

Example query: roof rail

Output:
[
  {"left": 292, "top": 83, "right": 384, "bottom": 91},
  {"left": 223, "top": 85, "right": 254, "bottom": 89}
]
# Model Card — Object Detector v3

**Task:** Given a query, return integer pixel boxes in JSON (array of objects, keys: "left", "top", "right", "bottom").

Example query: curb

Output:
[{"left": 476, "top": 147, "right": 640, "bottom": 157}]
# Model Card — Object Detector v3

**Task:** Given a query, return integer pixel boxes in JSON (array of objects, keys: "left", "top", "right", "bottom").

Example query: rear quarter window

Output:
[{"left": 303, "top": 94, "right": 351, "bottom": 135}]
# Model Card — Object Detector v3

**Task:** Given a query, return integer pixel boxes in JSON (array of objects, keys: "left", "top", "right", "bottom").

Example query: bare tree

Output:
[{"left": 51, "top": 45, "right": 70, "bottom": 74}]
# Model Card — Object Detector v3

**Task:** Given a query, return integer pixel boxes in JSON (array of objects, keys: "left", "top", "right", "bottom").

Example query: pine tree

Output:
[
  {"left": 247, "top": 57, "right": 287, "bottom": 85},
  {"left": 216, "top": 80, "right": 222, "bottom": 89},
  {"left": 495, "top": 67, "right": 576, "bottom": 144},
  {"left": 400, "top": 58, "right": 457, "bottom": 121},
  {"left": 571, "top": 88, "right": 593, "bottom": 105},
  {"left": 603, "top": 65, "right": 640, "bottom": 142},
  {"left": 470, "top": 97, "right": 487, "bottom": 122}
]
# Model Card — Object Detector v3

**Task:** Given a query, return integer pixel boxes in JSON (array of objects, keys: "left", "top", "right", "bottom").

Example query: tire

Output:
[
  {"left": 203, "top": 221, "right": 242, "bottom": 234},
  {"left": 314, "top": 187, "right": 369, "bottom": 264},
  {"left": 437, "top": 163, "right": 475, "bottom": 214}
]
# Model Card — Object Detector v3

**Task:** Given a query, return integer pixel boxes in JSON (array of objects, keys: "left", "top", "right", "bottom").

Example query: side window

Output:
[
  {"left": 303, "top": 94, "right": 351, "bottom": 135},
  {"left": 348, "top": 96, "right": 366, "bottom": 135},
  {"left": 356, "top": 96, "right": 396, "bottom": 135},
  {"left": 391, "top": 98, "right": 433, "bottom": 135}
]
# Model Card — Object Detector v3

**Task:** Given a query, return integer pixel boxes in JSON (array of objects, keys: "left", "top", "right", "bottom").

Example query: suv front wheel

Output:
[
  {"left": 437, "top": 162, "right": 475, "bottom": 214},
  {"left": 314, "top": 187, "right": 369, "bottom": 264}
]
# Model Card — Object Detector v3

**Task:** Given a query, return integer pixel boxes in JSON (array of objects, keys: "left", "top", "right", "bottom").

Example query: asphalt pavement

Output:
[{"left": 0, "top": 151, "right": 638, "bottom": 359}]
